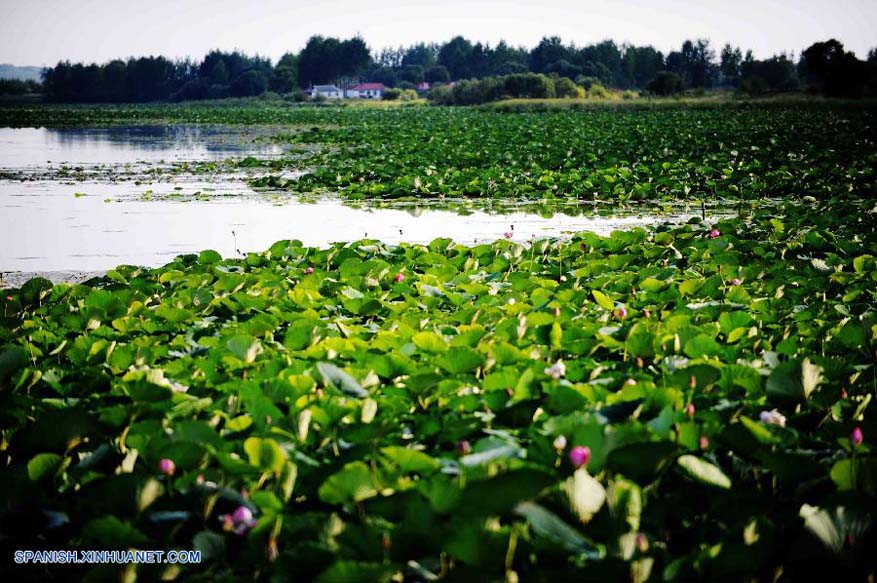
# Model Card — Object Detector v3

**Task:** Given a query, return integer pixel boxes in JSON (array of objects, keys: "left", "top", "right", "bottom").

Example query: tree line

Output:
[{"left": 29, "top": 36, "right": 877, "bottom": 102}]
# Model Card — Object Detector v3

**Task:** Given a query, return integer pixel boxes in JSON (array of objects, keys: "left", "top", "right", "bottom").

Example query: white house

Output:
[
  {"left": 347, "top": 83, "right": 387, "bottom": 99},
  {"left": 310, "top": 85, "right": 343, "bottom": 99}
]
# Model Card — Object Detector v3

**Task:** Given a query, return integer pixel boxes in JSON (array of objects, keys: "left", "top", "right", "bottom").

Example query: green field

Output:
[{"left": 1, "top": 102, "right": 876, "bottom": 581}]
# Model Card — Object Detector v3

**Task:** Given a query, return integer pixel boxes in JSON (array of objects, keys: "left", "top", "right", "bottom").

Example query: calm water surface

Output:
[
  {"left": 0, "top": 125, "right": 720, "bottom": 273},
  {"left": 0, "top": 126, "right": 282, "bottom": 168}
]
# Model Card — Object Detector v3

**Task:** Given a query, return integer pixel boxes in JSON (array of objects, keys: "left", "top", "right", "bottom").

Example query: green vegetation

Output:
[
  {"left": 29, "top": 35, "right": 877, "bottom": 103},
  {"left": 2, "top": 196, "right": 876, "bottom": 580},
  {"left": 252, "top": 103, "right": 875, "bottom": 202},
  {"left": 1, "top": 100, "right": 876, "bottom": 580}
]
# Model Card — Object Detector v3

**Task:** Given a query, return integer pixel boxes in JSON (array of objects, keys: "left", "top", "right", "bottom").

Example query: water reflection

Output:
[
  {"left": 0, "top": 124, "right": 734, "bottom": 274},
  {"left": 0, "top": 125, "right": 282, "bottom": 168},
  {"left": 0, "top": 180, "right": 728, "bottom": 272}
]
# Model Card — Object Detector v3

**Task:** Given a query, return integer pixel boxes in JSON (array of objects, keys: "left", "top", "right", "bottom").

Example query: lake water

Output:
[
  {"left": 0, "top": 126, "right": 283, "bottom": 168},
  {"left": 0, "top": 125, "right": 720, "bottom": 275}
]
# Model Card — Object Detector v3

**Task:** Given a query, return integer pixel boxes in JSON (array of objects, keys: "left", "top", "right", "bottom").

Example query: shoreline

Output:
[{"left": 0, "top": 270, "right": 105, "bottom": 288}]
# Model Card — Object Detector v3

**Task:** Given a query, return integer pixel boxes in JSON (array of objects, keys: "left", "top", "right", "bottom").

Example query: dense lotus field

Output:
[
  {"left": 1, "top": 197, "right": 875, "bottom": 581},
  {"left": 1, "top": 102, "right": 877, "bottom": 580},
  {"left": 2, "top": 101, "right": 875, "bottom": 205}
]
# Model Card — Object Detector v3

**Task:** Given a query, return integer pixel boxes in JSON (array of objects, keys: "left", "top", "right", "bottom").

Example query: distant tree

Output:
[
  {"left": 425, "top": 65, "right": 450, "bottom": 83},
  {"left": 173, "top": 78, "right": 210, "bottom": 101},
  {"left": 438, "top": 36, "right": 474, "bottom": 79},
  {"left": 298, "top": 36, "right": 337, "bottom": 86},
  {"left": 401, "top": 43, "right": 438, "bottom": 69},
  {"left": 645, "top": 71, "right": 684, "bottom": 95},
  {"left": 271, "top": 53, "right": 298, "bottom": 93},
  {"left": 575, "top": 75, "right": 602, "bottom": 90},
  {"left": 800, "top": 39, "right": 866, "bottom": 97},
  {"left": 0, "top": 78, "right": 41, "bottom": 95},
  {"left": 578, "top": 41, "right": 623, "bottom": 86},
  {"left": 620, "top": 45, "right": 664, "bottom": 89},
  {"left": 231, "top": 70, "right": 269, "bottom": 97},
  {"left": 529, "top": 36, "right": 569, "bottom": 73},
  {"left": 580, "top": 61, "right": 612, "bottom": 86},
  {"left": 492, "top": 61, "right": 529, "bottom": 76},
  {"left": 400, "top": 65, "right": 425, "bottom": 84},
  {"left": 741, "top": 54, "right": 799, "bottom": 94},
  {"left": 298, "top": 35, "right": 370, "bottom": 87},
  {"left": 468, "top": 42, "right": 492, "bottom": 78},
  {"left": 867, "top": 48, "right": 877, "bottom": 96},
  {"left": 377, "top": 46, "right": 404, "bottom": 69},
  {"left": 553, "top": 76, "right": 579, "bottom": 98},
  {"left": 667, "top": 39, "right": 717, "bottom": 88},
  {"left": 545, "top": 59, "right": 582, "bottom": 78},
  {"left": 489, "top": 41, "right": 529, "bottom": 76},
  {"left": 208, "top": 59, "right": 229, "bottom": 85},
  {"left": 340, "top": 36, "right": 371, "bottom": 78},
  {"left": 720, "top": 44, "right": 743, "bottom": 86},
  {"left": 126, "top": 56, "right": 179, "bottom": 101},
  {"left": 364, "top": 64, "right": 399, "bottom": 87}
]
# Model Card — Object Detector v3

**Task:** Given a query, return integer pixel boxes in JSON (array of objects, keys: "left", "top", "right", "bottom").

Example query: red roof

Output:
[{"left": 351, "top": 83, "right": 387, "bottom": 91}]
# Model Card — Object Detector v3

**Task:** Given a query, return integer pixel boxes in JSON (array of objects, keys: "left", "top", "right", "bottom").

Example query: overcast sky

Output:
[{"left": 1, "top": 0, "right": 875, "bottom": 66}]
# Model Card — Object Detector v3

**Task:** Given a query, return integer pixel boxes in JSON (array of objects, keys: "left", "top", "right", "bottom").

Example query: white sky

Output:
[{"left": 0, "top": 0, "right": 875, "bottom": 66}]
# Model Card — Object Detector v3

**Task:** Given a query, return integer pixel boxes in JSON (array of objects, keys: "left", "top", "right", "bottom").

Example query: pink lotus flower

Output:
[
  {"left": 709, "top": 229, "right": 720, "bottom": 239},
  {"left": 394, "top": 273, "right": 405, "bottom": 283},
  {"left": 615, "top": 305, "right": 628, "bottom": 319},
  {"left": 221, "top": 505, "right": 257, "bottom": 535},
  {"left": 457, "top": 440, "right": 472, "bottom": 455},
  {"left": 304, "top": 266, "right": 314, "bottom": 275},
  {"left": 685, "top": 403, "right": 695, "bottom": 417},
  {"left": 158, "top": 458, "right": 175, "bottom": 476},
  {"left": 731, "top": 278, "right": 741, "bottom": 285},
  {"left": 504, "top": 232, "right": 513, "bottom": 239},
  {"left": 568, "top": 445, "right": 591, "bottom": 468},
  {"left": 851, "top": 427, "right": 863, "bottom": 448},
  {"left": 699, "top": 436, "right": 710, "bottom": 449}
]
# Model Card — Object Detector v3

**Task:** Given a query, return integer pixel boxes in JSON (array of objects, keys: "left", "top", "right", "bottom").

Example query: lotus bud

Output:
[
  {"left": 636, "top": 533, "right": 649, "bottom": 552},
  {"left": 851, "top": 427, "right": 863, "bottom": 448},
  {"left": 158, "top": 458, "right": 176, "bottom": 476},
  {"left": 568, "top": 445, "right": 591, "bottom": 468}
]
